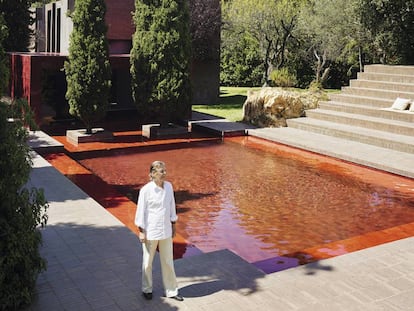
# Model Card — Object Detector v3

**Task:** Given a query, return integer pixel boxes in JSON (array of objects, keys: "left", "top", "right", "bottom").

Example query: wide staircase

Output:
[{"left": 248, "top": 64, "right": 414, "bottom": 178}]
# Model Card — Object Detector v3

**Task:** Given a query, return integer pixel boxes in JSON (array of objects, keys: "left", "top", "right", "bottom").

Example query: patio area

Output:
[{"left": 24, "top": 126, "right": 414, "bottom": 310}]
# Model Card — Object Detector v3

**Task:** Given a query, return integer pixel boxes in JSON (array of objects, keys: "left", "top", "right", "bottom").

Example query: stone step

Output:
[
  {"left": 286, "top": 117, "right": 414, "bottom": 153},
  {"left": 341, "top": 86, "right": 414, "bottom": 100},
  {"left": 357, "top": 72, "right": 414, "bottom": 84},
  {"left": 364, "top": 64, "right": 414, "bottom": 75},
  {"left": 318, "top": 101, "right": 414, "bottom": 123},
  {"left": 305, "top": 109, "right": 414, "bottom": 135},
  {"left": 328, "top": 93, "right": 392, "bottom": 108},
  {"left": 350, "top": 79, "right": 414, "bottom": 93},
  {"left": 247, "top": 127, "right": 414, "bottom": 178}
]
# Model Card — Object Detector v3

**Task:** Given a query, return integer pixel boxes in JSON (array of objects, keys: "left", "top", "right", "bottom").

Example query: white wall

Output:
[{"left": 44, "top": 0, "right": 73, "bottom": 54}]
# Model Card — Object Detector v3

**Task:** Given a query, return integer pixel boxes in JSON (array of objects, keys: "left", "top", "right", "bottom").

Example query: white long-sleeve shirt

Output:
[{"left": 135, "top": 180, "right": 178, "bottom": 240}]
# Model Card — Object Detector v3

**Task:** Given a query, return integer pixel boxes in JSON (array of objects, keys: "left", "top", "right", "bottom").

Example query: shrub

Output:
[
  {"left": 0, "top": 100, "right": 48, "bottom": 311},
  {"left": 308, "top": 80, "right": 324, "bottom": 91},
  {"left": 269, "top": 68, "right": 297, "bottom": 87}
]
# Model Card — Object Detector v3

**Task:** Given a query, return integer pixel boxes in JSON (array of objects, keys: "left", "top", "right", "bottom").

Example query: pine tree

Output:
[
  {"left": 130, "top": 0, "right": 192, "bottom": 125},
  {"left": 64, "top": 0, "right": 111, "bottom": 134}
]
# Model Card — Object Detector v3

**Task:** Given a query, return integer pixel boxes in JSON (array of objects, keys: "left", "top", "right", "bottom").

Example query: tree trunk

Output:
[
  {"left": 321, "top": 67, "right": 330, "bottom": 85},
  {"left": 314, "top": 49, "right": 321, "bottom": 83},
  {"left": 314, "top": 49, "right": 327, "bottom": 84},
  {"left": 358, "top": 45, "right": 364, "bottom": 72},
  {"left": 85, "top": 124, "right": 92, "bottom": 135},
  {"left": 262, "top": 38, "right": 272, "bottom": 86}
]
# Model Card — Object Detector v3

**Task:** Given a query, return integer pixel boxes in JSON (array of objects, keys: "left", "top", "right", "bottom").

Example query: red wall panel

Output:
[{"left": 105, "top": 0, "right": 135, "bottom": 40}]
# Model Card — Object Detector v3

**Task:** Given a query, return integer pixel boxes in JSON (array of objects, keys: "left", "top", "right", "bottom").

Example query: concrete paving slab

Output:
[{"left": 28, "top": 130, "right": 64, "bottom": 153}]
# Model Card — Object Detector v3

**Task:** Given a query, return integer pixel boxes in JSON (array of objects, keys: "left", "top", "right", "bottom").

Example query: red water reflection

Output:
[{"left": 74, "top": 136, "right": 414, "bottom": 269}]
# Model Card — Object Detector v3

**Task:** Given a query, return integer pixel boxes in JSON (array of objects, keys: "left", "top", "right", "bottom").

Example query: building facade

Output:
[{"left": 9, "top": 0, "right": 220, "bottom": 124}]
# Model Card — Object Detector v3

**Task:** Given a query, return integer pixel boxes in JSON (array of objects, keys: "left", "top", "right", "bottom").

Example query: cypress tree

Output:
[
  {"left": 64, "top": 0, "right": 111, "bottom": 134},
  {"left": 130, "top": 0, "right": 192, "bottom": 125}
]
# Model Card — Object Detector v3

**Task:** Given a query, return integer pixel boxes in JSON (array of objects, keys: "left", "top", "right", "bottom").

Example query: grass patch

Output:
[
  {"left": 192, "top": 86, "right": 261, "bottom": 122},
  {"left": 192, "top": 86, "right": 340, "bottom": 122}
]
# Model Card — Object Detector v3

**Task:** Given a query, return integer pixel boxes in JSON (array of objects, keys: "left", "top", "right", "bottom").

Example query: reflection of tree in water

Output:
[{"left": 170, "top": 145, "right": 226, "bottom": 250}]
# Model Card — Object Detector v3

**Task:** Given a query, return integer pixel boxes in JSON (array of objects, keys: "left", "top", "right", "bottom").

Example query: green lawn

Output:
[
  {"left": 192, "top": 86, "right": 340, "bottom": 122},
  {"left": 192, "top": 86, "right": 261, "bottom": 122}
]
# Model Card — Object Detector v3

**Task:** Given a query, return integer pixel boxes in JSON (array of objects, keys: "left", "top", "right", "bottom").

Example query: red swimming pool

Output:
[{"left": 73, "top": 136, "right": 414, "bottom": 272}]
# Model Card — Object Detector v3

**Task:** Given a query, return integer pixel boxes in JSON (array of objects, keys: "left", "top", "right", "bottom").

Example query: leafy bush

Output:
[
  {"left": 0, "top": 100, "right": 48, "bottom": 311},
  {"left": 269, "top": 68, "right": 297, "bottom": 87},
  {"left": 308, "top": 80, "right": 324, "bottom": 91}
]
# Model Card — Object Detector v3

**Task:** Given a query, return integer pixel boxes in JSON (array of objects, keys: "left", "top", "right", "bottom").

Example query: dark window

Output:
[
  {"left": 51, "top": 3, "right": 56, "bottom": 52},
  {"left": 46, "top": 10, "right": 51, "bottom": 52},
  {"left": 56, "top": 8, "right": 61, "bottom": 53}
]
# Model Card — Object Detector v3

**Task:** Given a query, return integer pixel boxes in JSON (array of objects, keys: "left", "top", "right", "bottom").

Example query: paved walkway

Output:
[{"left": 24, "top": 128, "right": 414, "bottom": 310}]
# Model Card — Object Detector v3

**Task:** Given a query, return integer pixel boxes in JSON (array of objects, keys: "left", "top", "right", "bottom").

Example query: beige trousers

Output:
[{"left": 142, "top": 237, "right": 178, "bottom": 297}]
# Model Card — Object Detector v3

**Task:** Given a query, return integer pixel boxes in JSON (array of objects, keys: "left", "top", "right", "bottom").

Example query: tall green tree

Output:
[
  {"left": 296, "top": 0, "right": 365, "bottom": 87},
  {"left": 0, "top": 0, "right": 34, "bottom": 51},
  {"left": 359, "top": 0, "right": 414, "bottom": 64},
  {"left": 64, "top": 0, "right": 112, "bottom": 134},
  {"left": 223, "top": 0, "right": 305, "bottom": 85},
  {"left": 130, "top": 0, "right": 192, "bottom": 124},
  {"left": 0, "top": 14, "right": 9, "bottom": 94},
  {"left": 220, "top": 31, "right": 262, "bottom": 86}
]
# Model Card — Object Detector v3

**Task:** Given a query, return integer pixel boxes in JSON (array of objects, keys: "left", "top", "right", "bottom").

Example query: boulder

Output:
[{"left": 242, "top": 87, "right": 323, "bottom": 127}]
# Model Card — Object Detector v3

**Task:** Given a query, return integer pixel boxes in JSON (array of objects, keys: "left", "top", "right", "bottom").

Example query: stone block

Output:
[
  {"left": 141, "top": 123, "right": 188, "bottom": 139},
  {"left": 66, "top": 128, "right": 114, "bottom": 146}
]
